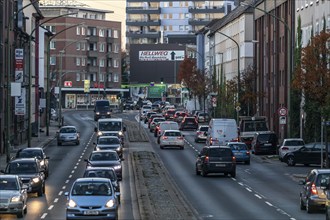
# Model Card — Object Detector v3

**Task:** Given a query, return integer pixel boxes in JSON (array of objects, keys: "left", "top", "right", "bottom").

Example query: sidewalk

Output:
[{"left": 0, "top": 120, "right": 59, "bottom": 171}]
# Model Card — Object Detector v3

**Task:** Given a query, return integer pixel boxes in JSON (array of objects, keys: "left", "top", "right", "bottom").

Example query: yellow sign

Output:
[{"left": 84, "top": 80, "right": 90, "bottom": 93}]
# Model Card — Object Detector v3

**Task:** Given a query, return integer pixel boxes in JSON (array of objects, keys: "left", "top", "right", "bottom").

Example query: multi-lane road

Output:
[{"left": 1, "top": 109, "right": 326, "bottom": 220}]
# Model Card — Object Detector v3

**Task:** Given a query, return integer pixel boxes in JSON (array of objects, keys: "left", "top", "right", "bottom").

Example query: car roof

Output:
[
  {"left": 60, "top": 125, "right": 76, "bottom": 129},
  {"left": 9, "top": 158, "right": 38, "bottom": 163},
  {"left": 98, "top": 136, "right": 119, "bottom": 139},
  {"left": 18, "top": 147, "right": 43, "bottom": 151},
  {"left": 85, "top": 167, "right": 115, "bottom": 172},
  {"left": 75, "top": 177, "right": 110, "bottom": 183},
  {"left": 98, "top": 118, "right": 122, "bottom": 122},
  {"left": 283, "top": 138, "right": 304, "bottom": 141},
  {"left": 163, "top": 129, "right": 181, "bottom": 133},
  {"left": 0, "top": 175, "right": 19, "bottom": 179},
  {"left": 91, "top": 150, "right": 117, "bottom": 153},
  {"left": 203, "top": 145, "right": 231, "bottom": 149},
  {"left": 311, "top": 169, "right": 330, "bottom": 174},
  {"left": 227, "top": 142, "right": 246, "bottom": 145}
]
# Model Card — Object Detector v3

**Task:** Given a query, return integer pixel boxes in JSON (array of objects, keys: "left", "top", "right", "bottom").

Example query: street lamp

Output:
[
  {"left": 45, "top": 22, "right": 84, "bottom": 134},
  {"left": 241, "top": 1, "right": 292, "bottom": 137},
  {"left": 206, "top": 27, "right": 240, "bottom": 123}
]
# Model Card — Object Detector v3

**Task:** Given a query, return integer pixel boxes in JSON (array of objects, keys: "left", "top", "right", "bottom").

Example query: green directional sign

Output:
[{"left": 148, "top": 85, "right": 166, "bottom": 98}]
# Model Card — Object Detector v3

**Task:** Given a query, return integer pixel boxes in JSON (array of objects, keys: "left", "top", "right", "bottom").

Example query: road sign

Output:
[
  {"left": 236, "top": 106, "right": 241, "bottom": 112},
  {"left": 64, "top": 81, "right": 72, "bottom": 87},
  {"left": 278, "top": 107, "right": 288, "bottom": 116},
  {"left": 279, "top": 116, "right": 287, "bottom": 125}
]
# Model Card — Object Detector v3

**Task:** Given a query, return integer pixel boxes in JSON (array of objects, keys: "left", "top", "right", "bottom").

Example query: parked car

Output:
[
  {"left": 226, "top": 142, "right": 250, "bottom": 165},
  {"left": 83, "top": 167, "right": 120, "bottom": 203},
  {"left": 282, "top": 145, "right": 325, "bottom": 166},
  {"left": 159, "top": 130, "right": 185, "bottom": 150},
  {"left": 85, "top": 150, "right": 123, "bottom": 180},
  {"left": 195, "top": 145, "right": 236, "bottom": 177},
  {"left": 0, "top": 175, "right": 28, "bottom": 218},
  {"left": 299, "top": 169, "right": 330, "bottom": 213},
  {"left": 65, "top": 177, "right": 119, "bottom": 220},
  {"left": 93, "top": 136, "right": 123, "bottom": 158},
  {"left": 15, "top": 147, "right": 50, "bottom": 178},
  {"left": 151, "top": 103, "right": 161, "bottom": 112},
  {"left": 251, "top": 131, "right": 278, "bottom": 155},
  {"left": 179, "top": 116, "right": 198, "bottom": 130},
  {"left": 57, "top": 126, "right": 80, "bottom": 146},
  {"left": 195, "top": 112, "right": 210, "bottom": 123},
  {"left": 194, "top": 125, "right": 209, "bottom": 143},
  {"left": 149, "top": 117, "right": 166, "bottom": 132},
  {"left": 1, "top": 158, "right": 46, "bottom": 197},
  {"left": 278, "top": 138, "right": 305, "bottom": 161}
]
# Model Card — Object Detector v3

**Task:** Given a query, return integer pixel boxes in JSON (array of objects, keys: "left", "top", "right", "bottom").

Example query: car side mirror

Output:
[
  {"left": 123, "top": 127, "right": 126, "bottom": 132},
  {"left": 0, "top": 170, "right": 5, "bottom": 174},
  {"left": 64, "top": 192, "right": 69, "bottom": 196}
]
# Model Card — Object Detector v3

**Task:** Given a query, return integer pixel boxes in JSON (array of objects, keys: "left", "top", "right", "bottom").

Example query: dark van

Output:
[
  {"left": 251, "top": 131, "right": 278, "bottom": 155},
  {"left": 94, "top": 100, "right": 112, "bottom": 121}
]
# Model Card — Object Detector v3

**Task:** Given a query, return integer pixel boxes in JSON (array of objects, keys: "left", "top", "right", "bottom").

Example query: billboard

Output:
[{"left": 139, "top": 50, "right": 185, "bottom": 61}]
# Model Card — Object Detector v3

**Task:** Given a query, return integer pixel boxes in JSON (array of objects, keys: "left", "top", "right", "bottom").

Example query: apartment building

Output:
[
  {"left": 126, "top": 0, "right": 237, "bottom": 48},
  {"left": 40, "top": 5, "right": 125, "bottom": 109}
]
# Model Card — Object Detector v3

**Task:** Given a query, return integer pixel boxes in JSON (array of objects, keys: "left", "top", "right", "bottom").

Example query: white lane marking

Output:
[
  {"left": 76, "top": 162, "right": 79, "bottom": 166},
  {"left": 54, "top": 198, "right": 59, "bottom": 203},
  {"left": 41, "top": 213, "right": 47, "bottom": 219},
  {"left": 238, "top": 182, "right": 244, "bottom": 186},
  {"left": 74, "top": 166, "right": 77, "bottom": 169},
  {"left": 255, "top": 194, "right": 262, "bottom": 199},
  {"left": 48, "top": 205, "right": 54, "bottom": 210},
  {"left": 69, "top": 175, "right": 72, "bottom": 178},
  {"left": 246, "top": 187, "right": 252, "bottom": 192},
  {"left": 62, "top": 186, "right": 66, "bottom": 190},
  {"left": 71, "top": 170, "right": 75, "bottom": 174},
  {"left": 265, "top": 201, "right": 273, "bottom": 207},
  {"left": 58, "top": 191, "right": 63, "bottom": 196},
  {"left": 65, "top": 180, "right": 69, "bottom": 184},
  {"left": 78, "top": 159, "right": 81, "bottom": 162}
]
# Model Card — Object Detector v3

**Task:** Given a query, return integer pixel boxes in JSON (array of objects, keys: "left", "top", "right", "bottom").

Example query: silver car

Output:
[
  {"left": 194, "top": 125, "right": 209, "bottom": 143},
  {"left": 0, "top": 175, "right": 28, "bottom": 218},
  {"left": 57, "top": 126, "right": 80, "bottom": 146},
  {"left": 94, "top": 136, "right": 123, "bottom": 158},
  {"left": 65, "top": 177, "right": 118, "bottom": 220},
  {"left": 159, "top": 130, "right": 185, "bottom": 150}
]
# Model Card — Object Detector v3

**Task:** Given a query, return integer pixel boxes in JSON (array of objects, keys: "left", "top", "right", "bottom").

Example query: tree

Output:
[
  {"left": 292, "top": 30, "right": 330, "bottom": 142},
  {"left": 178, "top": 57, "right": 196, "bottom": 97}
]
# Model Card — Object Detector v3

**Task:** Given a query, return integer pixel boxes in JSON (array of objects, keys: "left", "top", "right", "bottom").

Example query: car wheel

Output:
[
  {"left": 37, "top": 187, "right": 43, "bottom": 197},
  {"left": 201, "top": 168, "right": 208, "bottom": 177},
  {"left": 195, "top": 166, "right": 200, "bottom": 175},
  {"left": 76, "top": 140, "right": 80, "bottom": 145},
  {"left": 286, "top": 156, "right": 296, "bottom": 166},
  {"left": 180, "top": 146, "right": 184, "bottom": 150},
  {"left": 245, "top": 160, "right": 250, "bottom": 165},
  {"left": 17, "top": 208, "right": 24, "bottom": 218},
  {"left": 300, "top": 197, "right": 306, "bottom": 210},
  {"left": 306, "top": 199, "right": 314, "bottom": 213},
  {"left": 160, "top": 146, "right": 164, "bottom": 149},
  {"left": 231, "top": 170, "right": 236, "bottom": 178},
  {"left": 57, "top": 142, "right": 62, "bottom": 146}
]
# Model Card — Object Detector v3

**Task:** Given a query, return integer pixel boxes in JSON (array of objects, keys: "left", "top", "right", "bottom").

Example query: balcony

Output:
[
  {"left": 87, "top": 65, "right": 98, "bottom": 73},
  {"left": 188, "top": 18, "right": 212, "bottom": 26},
  {"left": 87, "top": 50, "right": 98, "bottom": 57},
  {"left": 188, "top": 6, "right": 225, "bottom": 13},
  {"left": 87, "top": 35, "right": 99, "bottom": 42},
  {"left": 107, "top": 37, "right": 116, "bottom": 43},
  {"left": 126, "top": 19, "right": 161, "bottom": 26},
  {"left": 126, "top": 7, "right": 161, "bottom": 14},
  {"left": 126, "top": 31, "right": 161, "bottom": 39}
]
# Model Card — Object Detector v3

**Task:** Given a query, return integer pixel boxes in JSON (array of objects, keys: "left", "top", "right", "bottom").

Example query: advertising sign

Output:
[
  {"left": 84, "top": 80, "right": 90, "bottom": 93},
  {"left": 139, "top": 50, "right": 185, "bottom": 61},
  {"left": 148, "top": 85, "right": 166, "bottom": 98}
]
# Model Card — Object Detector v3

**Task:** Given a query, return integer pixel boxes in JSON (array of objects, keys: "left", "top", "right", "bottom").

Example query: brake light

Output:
[
  {"left": 162, "top": 136, "right": 168, "bottom": 140},
  {"left": 204, "top": 156, "right": 209, "bottom": 163},
  {"left": 232, "top": 156, "right": 236, "bottom": 162},
  {"left": 310, "top": 183, "right": 318, "bottom": 195},
  {"left": 246, "top": 151, "right": 250, "bottom": 155},
  {"left": 197, "top": 131, "right": 203, "bottom": 135},
  {"left": 281, "top": 147, "right": 289, "bottom": 151},
  {"left": 177, "top": 137, "right": 183, "bottom": 140}
]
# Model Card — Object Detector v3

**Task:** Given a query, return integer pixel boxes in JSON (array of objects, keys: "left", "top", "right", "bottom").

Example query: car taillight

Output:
[
  {"left": 232, "top": 156, "right": 236, "bottom": 162},
  {"left": 246, "top": 151, "right": 250, "bottom": 155},
  {"left": 197, "top": 131, "right": 203, "bottom": 135},
  {"left": 162, "top": 136, "right": 168, "bottom": 140},
  {"left": 204, "top": 156, "right": 209, "bottom": 163},
  {"left": 281, "top": 147, "right": 289, "bottom": 151},
  {"left": 177, "top": 137, "right": 183, "bottom": 140},
  {"left": 310, "top": 183, "right": 318, "bottom": 195}
]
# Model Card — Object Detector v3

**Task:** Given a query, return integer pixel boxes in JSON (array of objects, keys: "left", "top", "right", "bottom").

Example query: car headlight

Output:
[
  {"left": 96, "top": 147, "right": 101, "bottom": 151},
  {"left": 40, "top": 160, "right": 45, "bottom": 166},
  {"left": 11, "top": 196, "right": 21, "bottom": 202},
  {"left": 118, "top": 131, "right": 123, "bottom": 136},
  {"left": 32, "top": 177, "right": 40, "bottom": 183},
  {"left": 113, "top": 165, "right": 121, "bottom": 170},
  {"left": 97, "top": 131, "right": 103, "bottom": 136},
  {"left": 68, "top": 199, "right": 77, "bottom": 208},
  {"left": 96, "top": 112, "right": 100, "bottom": 115},
  {"left": 107, "top": 112, "right": 111, "bottom": 115},
  {"left": 105, "top": 199, "right": 115, "bottom": 208},
  {"left": 116, "top": 147, "right": 121, "bottom": 151}
]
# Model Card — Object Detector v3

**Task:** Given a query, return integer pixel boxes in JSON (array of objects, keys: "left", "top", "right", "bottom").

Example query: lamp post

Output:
[
  {"left": 241, "top": 1, "right": 292, "bottom": 137},
  {"left": 45, "top": 22, "right": 83, "bottom": 134},
  {"left": 207, "top": 27, "right": 240, "bottom": 123}
]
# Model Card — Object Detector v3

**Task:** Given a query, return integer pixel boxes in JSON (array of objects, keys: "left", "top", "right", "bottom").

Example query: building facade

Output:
[{"left": 40, "top": 6, "right": 125, "bottom": 109}]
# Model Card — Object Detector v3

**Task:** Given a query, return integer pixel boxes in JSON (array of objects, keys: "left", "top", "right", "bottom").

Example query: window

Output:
[
  {"left": 114, "top": 44, "right": 119, "bottom": 53},
  {"left": 99, "top": 59, "right": 105, "bottom": 67},
  {"left": 50, "top": 56, "right": 56, "bottom": 65},
  {"left": 99, "top": 29, "right": 105, "bottom": 37},
  {"left": 179, "top": 25, "right": 184, "bottom": 31},
  {"left": 107, "top": 29, "right": 112, "bottom": 37},
  {"left": 99, "top": 43, "right": 105, "bottom": 52},
  {"left": 76, "top": 26, "right": 80, "bottom": 35},
  {"left": 81, "top": 42, "right": 86, "bottom": 51},
  {"left": 76, "top": 73, "right": 81, "bottom": 81},
  {"left": 113, "top": 30, "right": 119, "bottom": 38},
  {"left": 76, "top": 58, "right": 81, "bottom": 66},
  {"left": 76, "top": 42, "right": 81, "bottom": 50},
  {"left": 44, "top": 25, "right": 55, "bottom": 33},
  {"left": 81, "top": 58, "right": 86, "bottom": 66},
  {"left": 81, "top": 27, "right": 85, "bottom": 35},
  {"left": 113, "top": 73, "right": 119, "bottom": 82},
  {"left": 50, "top": 40, "right": 56, "bottom": 50},
  {"left": 107, "top": 73, "right": 112, "bottom": 82},
  {"left": 113, "top": 59, "right": 119, "bottom": 68},
  {"left": 100, "top": 73, "right": 104, "bottom": 82},
  {"left": 90, "top": 73, "right": 96, "bottom": 81},
  {"left": 108, "top": 43, "right": 112, "bottom": 52}
]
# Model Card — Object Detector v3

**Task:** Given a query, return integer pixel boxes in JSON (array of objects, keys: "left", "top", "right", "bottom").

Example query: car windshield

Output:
[
  {"left": 285, "top": 140, "right": 304, "bottom": 146},
  {"left": 200, "top": 127, "right": 208, "bottom": 132},
  {"left": 60, "top": 127, "right": 76, "bottom": 133},
  {"left": 98, "top": 138, "right": 120, "bottom": 145},
  {"left": 209, "top": 148, "right": 232, "bottom": 157},
  {"left": 258, "top": 134, "right": 277, "bottom": 142},
  {"left": 7, "top": 162, "right": 38, "bottom": 174},
  {"left": 0, "top": 179, "right": 18, "bottom": 190},
  {"left": 229, "top": 144, "right": 247, "bottom": 151},
  {"left": 17, "top": 150, "right": 42, "bottom": 159},
  {"left": 99, "top": 122, "right": 121, "bottom": 131},
  {"left": 164, "top": 131, "right": 181, "bottom": 137},
  {"left": 84, "top": 170, "right": 116, "bottom": 180},
  {"left": 90, "top": 152, "right": 118, "bottom": 161},
  {"left": 315, "top": 174, "right": 330, "bottom": 186},
  {"left": 154, "top": 118, "right": 165, "bottom": 123},
  {"left": 72, "top": 182, "right": 112, "bottom": 196}
]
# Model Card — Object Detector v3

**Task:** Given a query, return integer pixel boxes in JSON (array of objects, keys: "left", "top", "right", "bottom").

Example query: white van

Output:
[
  {"left": 206, "top": 118, "right": 238, "bottom": 146},
  {"left": 95, "top": 118, "right": 126, "bottom": 141}
]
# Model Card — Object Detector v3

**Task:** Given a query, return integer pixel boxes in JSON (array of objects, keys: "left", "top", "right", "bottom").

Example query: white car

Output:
[
  {"left": 159, "top": 130, "right": 185, "bottom": 150},
  {"left": 278, "top": 138, "right": 305, "bottom": 161}
]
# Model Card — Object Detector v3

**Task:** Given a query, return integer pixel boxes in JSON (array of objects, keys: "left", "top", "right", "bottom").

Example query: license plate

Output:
[
  {"left": 84, "top": 210, "right": 99, "bottom": 215},
  {"left": 215, "top": 164, "right": 226, "bottom": 167},
  {"left": 169, "top": 142, "right": 176, "bottom": 145},
  {"left": 264, "top": 143, "right": 272, "bottom": 146}
]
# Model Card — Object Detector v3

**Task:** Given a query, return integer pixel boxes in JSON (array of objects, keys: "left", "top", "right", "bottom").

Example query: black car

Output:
[
  {"left": 1, "top": 158, "right": 46, "bottom": 197},
  {"left": 180, "top": 117, "right": 198, "bottom": 130},
  {"left": 15, "top": 148, "right": 50, "bottom": 178},
  {"left": 251, "top": 131, "right": 278, "bottom": 155},
  {"left": 195, "top": 146, "right": 236, "bottom": 177},
  {"left": 283, "top": 145, "right": 326, "bottom": 166}
]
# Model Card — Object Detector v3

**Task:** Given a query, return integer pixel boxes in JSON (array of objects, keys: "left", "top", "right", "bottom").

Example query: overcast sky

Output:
[{"left": 80, "top": 0, "right": 126, "bottom": 50}]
